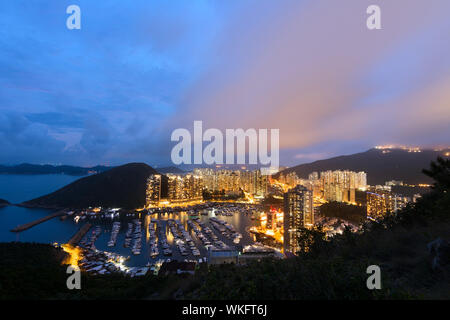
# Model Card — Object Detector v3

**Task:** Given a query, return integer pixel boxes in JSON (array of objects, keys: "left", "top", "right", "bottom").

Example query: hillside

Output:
[
  {"left": 0, "top": 163, "right": 111, "bottom": 176},
  {"left": 278, "top": 148, "right": 450, "bottom": 185},
  {"left": 0, "top": 242, "right": 166, "bottom": 299},
  {"left": 0, "top": 199, "right": 10, "bottom": 207},
  {"left": 21, "top": 163, "right": 159, "bottom": 209}
]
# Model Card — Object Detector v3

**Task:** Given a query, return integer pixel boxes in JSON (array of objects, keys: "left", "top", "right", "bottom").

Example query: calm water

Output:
[
  {"left": 0, "top": 174, "right": 260, "bottom": 267},
  {"left": 0, "top": 174, "right": 82, "bottom": 204},
  {"left": 78, "top": 211, "right": 259, "bottom": 266},
  {"left": 0, "top": 174, "right": 83, "bottom": 243}
]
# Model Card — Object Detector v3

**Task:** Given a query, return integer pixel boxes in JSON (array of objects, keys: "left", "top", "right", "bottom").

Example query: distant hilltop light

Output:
[
  {"left": 433, "top": 147, "right": 450, "bottom": 152},
  {"left": 375, "top": 145, "right": 422, "bottom": 153}
]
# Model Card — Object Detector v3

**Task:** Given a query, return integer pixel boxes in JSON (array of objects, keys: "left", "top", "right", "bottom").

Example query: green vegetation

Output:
[
  {"left": 0, "top": 242, "right": 176, "bottom": 299},
  {"left": 319, "top": 201, "right": 367, "bottom": 224},
  {"left": 0, "top": 242, "right": 69, "bottom": 299}
]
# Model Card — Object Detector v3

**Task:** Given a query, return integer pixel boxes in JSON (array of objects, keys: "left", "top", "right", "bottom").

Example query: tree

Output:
[{"left": 423, "top": 156, "right": 450, "bottom": 190}]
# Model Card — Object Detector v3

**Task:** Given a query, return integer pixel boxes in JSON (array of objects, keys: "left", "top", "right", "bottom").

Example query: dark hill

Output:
[
  {"left": 277, "top": 148, "right": 450, "bottom": 185},
  {"left": 0, "top": 199, "right": 10, "bottom": 207},
  {"left": 21, "top": 163, "right": 159, "bottom": 209}
]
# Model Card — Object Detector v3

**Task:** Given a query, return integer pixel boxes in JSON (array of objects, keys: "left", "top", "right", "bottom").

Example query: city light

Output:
[{"left": 61, "top": 243, "right": 83, "bottom": 268}]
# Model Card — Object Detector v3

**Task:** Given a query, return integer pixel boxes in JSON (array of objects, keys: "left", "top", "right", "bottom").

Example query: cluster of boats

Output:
[
  {"left": 79, "top": 248, "right": 130, "bottom": 275},
  {"left": 124, "top": 219, "right": 142, "bottom": 255},
  {"left": 187, "top": 219, "right": 215, "bottom": 250},
  {"left": 212, "top": 208, "right": 234, "bottom": 216},
  {"left": 168, "top": 219, "right": 201, "bottom": 257},
  {"left": 212, "top": 204, "right": 261, "bottom": 218},
  {"left": 210, "top": 217, "right": 242, "bottom": 244},
  {"left": 81, "top": 225, "right": 102, "bottom": 249},
  {"left": 148, "top": 202, "right": 215, "bottom": 215},
  {"left": 196, "top": 220, "right": 230, "bottom": 250},
  {"left": 107, "top": 221, "right": 121, "bottom": 247},
  {"left": 148, "top": 219, "right": 159, "bottom": 257},
  {"left": 72, "top": 208, "right": 121, "bottom": 223},
  {"left": 156, "top": 220, "right": 173, "bottom": 256}
]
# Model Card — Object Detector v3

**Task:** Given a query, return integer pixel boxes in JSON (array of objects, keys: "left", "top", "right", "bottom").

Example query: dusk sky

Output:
[{"left": 1, "top": 0, "right": 449, "bottom": 167}]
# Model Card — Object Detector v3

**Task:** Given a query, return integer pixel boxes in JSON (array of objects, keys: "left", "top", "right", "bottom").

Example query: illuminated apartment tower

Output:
[
  {"left": 366, "top": 186, "right": 409, "bottom": 219},
  {"left": 167, "top": 174, "right": 203, "bottom": 202},
  {"left": 194, "top": 168, "right": 217, "bottom": 191},
  {"left": 320, "top": 170, "right": 367, "bottom": 204},
  {"left": 366, "top": 189, "right": 392, "bottom": 219},
  {"left": 253, "top": 169, "right": 268, "bottom": 197},
  {"left": 238, "top": 170, "right": 250, "bottom": 193},
  {"left": 146, "top": 174, "right": 161, "bottom": 207},
  {"left": 184, "top": 174, "right": 203, "bottom": 200},
  {"left": 283, "top": 185, "right": 313, "bottom": 254},
  {"left": 167, "top": 174, "right": 183, "bottom": 201}
]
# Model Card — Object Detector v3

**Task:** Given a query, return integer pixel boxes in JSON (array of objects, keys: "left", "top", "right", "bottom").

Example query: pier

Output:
[
  {"left": 10, "top": 210, "right": 66, "bottom": 232},
  {"left": 68, "top": 223, "right": 92, "bottom": 246}
]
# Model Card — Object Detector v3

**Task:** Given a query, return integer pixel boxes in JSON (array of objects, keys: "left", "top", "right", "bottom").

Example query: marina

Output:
[{"left": 71, "top": 203, "right": 262, "bottom": 267}]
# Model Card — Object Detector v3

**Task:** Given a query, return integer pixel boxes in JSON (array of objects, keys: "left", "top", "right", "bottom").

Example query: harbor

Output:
[
  {"left": 68, "top": 203, "right": 268, "bottom": 268},
  {"left": 3, "top": 199, "right": 281, "bottom": 273}
]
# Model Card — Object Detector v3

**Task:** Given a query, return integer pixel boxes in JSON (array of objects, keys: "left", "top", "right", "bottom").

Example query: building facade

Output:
[
  {"left": 283, "top": 185, "right": 313, "bottom": 254},
  {"left": 146, "top": 174, "right": 162, "bottom": 207},
  {"left": 167, "top": 174, "right": 203, "bottom": 203}
]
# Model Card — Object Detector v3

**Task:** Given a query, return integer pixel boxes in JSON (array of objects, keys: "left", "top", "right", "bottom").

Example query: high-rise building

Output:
[
  {"left": 283, "top": 185, "right": 313, "bottom": 254},
  {"left": 194, "top": 168, "right": 216, "bottom": 191},
  {"left": 319, "top": 170, "right": 366, "bottom": 204},
  {"left": 366, "top": 188, "right": 392, "bottom": 219},
  {"left": 166, "top": 174, "right": 203, "bottom": 203},
  {"left": 308, "top": 172, "right": 319, "bottom": 181},
  {"left": 192, "top": 168, "right": 268, "bottom": 197},
  {"left": 254, "top": 169, "right": 268, "bottom": 197},
  {"left": 146, "top": 174, "right": 161, "bottom": 207},
  {"left": 366, "top": 186, "right": 411, "bottom": 218}
]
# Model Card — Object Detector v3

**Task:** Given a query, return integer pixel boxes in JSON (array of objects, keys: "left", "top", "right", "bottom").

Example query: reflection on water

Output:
[
  {"left": 75, "top": 208, "right": 260, "bottom": 267},
  {"left": 0, "top": 175, "right": 279, "bottom": 267},
  {"left": 1, "top": 204, "right": 265, "bottom": 268}
]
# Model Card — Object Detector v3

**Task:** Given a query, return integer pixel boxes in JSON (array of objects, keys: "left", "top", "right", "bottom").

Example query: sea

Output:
[{"left": 0, "top": 174, "right": 260, "bottom": 266}]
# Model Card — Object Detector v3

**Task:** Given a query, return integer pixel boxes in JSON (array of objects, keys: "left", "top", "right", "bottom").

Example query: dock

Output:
[
  {"left": 10, "top": 210, "right": 66, "bottom": 232},
  {"left": 68, "top": 223, "right": 92, "bottom": 246}
]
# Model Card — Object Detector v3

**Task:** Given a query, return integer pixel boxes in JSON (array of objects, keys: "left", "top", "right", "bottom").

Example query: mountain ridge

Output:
[
  {"left": 0, "top": 163, "right": 111, "bottom": 176},
  {"left": 277, "top": 148, "right": 450, "bottom": 185}
]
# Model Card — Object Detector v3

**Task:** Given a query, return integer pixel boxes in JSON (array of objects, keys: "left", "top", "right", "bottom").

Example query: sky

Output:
[{"left": 1, "top": 0, "right": 449, "bottom": 167}]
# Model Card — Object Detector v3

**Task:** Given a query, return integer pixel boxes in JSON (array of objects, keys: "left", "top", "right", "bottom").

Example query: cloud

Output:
[
  {"left": 174, "top": 0, "right": 450, "bottom": 164},
  {"left": 1, "top": 1, "right": 449, "bottom": 166}
]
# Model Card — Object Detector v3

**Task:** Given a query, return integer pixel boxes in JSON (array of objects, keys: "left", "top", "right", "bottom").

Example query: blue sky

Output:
[{"left": 1, "top": 0, "right": 450, "bottom": 167}]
